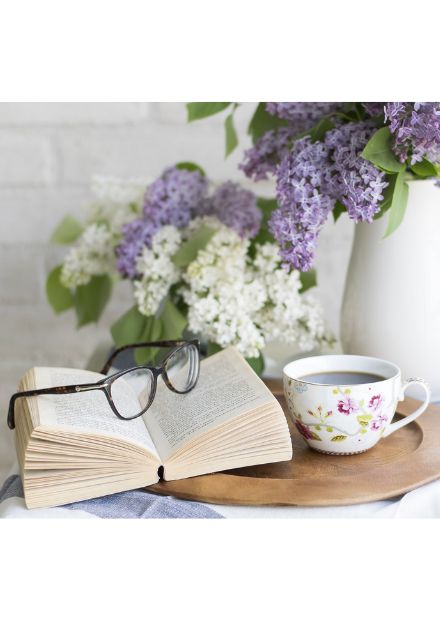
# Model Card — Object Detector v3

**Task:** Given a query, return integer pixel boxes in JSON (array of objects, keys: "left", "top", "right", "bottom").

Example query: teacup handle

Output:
[{"left": 382, "top": 377, "right": 431, "bottom": 437}]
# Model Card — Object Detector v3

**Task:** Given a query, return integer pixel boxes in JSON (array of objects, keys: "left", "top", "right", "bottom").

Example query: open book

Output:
[{"left": 14, "top": 347, "right": 292, "bottom": 508}]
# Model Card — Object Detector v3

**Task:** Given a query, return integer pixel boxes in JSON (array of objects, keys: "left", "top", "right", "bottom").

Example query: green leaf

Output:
[
  {"left": 410, "top": 159, "right": 439, "bottom": 178},
  {"left": 357, "top": 414, "right": 373, "bottom": 427},
  {"left": 111, "top": 305, "right": 166, "bottom": 364},
  {"left": 160, "top": 297, "right": 187, "bottom": 340},
  {"left": 331, "top": 435, "right": 347, "bottom": 442},
  {"left": 46, "top": 265, "right": 74, "bottom": 314},
  {"left": 134, "top": 315, "right": 163, "bottom": 365},
  {"left": 247, "top": 103, "right": 288, "bottom": 142},
  {"left": 299, "top": 269, "right": 317, "bottom": 293},
  {"left": 73, "top": 275, "right": 112, "bottom": 328},
  {"left": 187, "top": 102, "right": 231, "bottom": 122},
  {"left": 361, "top": 127, "right": 405, "bottom": 173},
  {"left": 172, "top": 225, "right": 216, "bottom": 268},
  {"left": 310, "top": 117, "right": 335, "bottom": 142},
  {"left": 310, "top": 430, "right": 322, "bottom": 441},
  {"left": 207, "top": 342, "right": 222, "bottom": 357},
  {"left": 111, "top": 305, "right": 147, "bottom": 347},
  {"left": 374, "top": 175, "right": 395, "bottom": 220},
  {"left": 257, "top": 197, "right": 278, "bottom": 218},
  {"left": 384, "top": 171, "right": 409, "bottom": 238},
  {"left": 245, "top": 353, "right": 265, "bottom": 376},
  {"left": 332, "top": 201, "right": 346, "bottom": 223},
  {"left": 250, "top": 197, "right": 278, "bottom": 246},
  {"left": 175, "top": 161, "right": 206, "bottom": 176},
  {"left": 225, "top": 111, "right": 238, "bottom": 156},
  {"left": 51, "top": 215, "right": 83, "bottom": 245}
]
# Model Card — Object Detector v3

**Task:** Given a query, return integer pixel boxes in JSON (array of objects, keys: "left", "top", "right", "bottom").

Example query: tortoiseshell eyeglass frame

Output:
[{"left": 7, "top": 339, "right": 200, "bottom": 430}]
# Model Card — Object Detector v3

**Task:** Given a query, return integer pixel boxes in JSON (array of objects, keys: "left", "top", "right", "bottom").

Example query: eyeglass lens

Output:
[
  {"left": 110, "top": 367, "right": 155, "bottom": 419},
  {"left": 165, "top": 343, "right": 199, "bottom": 392}
]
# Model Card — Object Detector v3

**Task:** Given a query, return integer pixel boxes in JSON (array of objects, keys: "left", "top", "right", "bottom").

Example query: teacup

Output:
[{"left": 283, "top": 354, "right": 431, "bottom": 455}]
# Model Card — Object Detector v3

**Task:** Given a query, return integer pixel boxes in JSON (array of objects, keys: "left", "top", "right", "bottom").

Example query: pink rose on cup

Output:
[
  {"left": 371, "top": 414, "right": 388, "bottom": 431},
  {"left": 337, "top": 397, "right": 358, "bottom": 415},
  {"left": 369, "top": 394, "right": 384, "bottom": 411}
]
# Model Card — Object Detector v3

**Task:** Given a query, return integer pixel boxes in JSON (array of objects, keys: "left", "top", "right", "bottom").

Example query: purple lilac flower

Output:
[
  {"left": 384, "top": 102, "right": 440, "bottom": 164},
  {"left": 240, "top": 127, "right": 297, "bottom": 181},
  {"left": 116, "top": 166, "right": 208, "bottom": 277},
  {"left": 324, "top": 122, "right": 388, "bottom": 223},
  {"left": 143, "top": 166, "right": 208, "bottom": 228},
  {"left": 116, "top": 218, "right": 158, "bottom": 278},
  {"left": 269, "top": 137, "right": 335, "bottom": 271},
  {"left": 199, "top": 181, "right": 262, "bottom": 238},
  {"left": 266, "top": 102, "right": 343, "bottom": 133},
  {"left": 270, "top": 122, "right": 388, "bottom": 271},
  {"left": 240, "top": 104, "right": 345, "bottom": 182}
]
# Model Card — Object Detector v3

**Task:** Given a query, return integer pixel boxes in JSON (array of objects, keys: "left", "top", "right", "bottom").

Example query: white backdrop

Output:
[{"left": 0, "top": 103, "right": 354, "bottom": 453}]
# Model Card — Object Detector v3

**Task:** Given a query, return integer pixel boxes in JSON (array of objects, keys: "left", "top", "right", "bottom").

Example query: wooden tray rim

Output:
[{"left": 148, "top": 392, "right": 440, "bottom": 507}]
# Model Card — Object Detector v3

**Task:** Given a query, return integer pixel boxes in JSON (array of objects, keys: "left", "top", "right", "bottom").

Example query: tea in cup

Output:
[{"left": 283, "top": 354, "right": 431, "bottom": 455}]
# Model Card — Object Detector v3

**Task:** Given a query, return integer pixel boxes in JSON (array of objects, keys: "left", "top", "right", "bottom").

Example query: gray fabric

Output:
[
  {"left": 0, "top": 474, "right": 222, "bottom": 519},
  {"left": 0, "top": 474, "right": 23, "bottom": 502}
]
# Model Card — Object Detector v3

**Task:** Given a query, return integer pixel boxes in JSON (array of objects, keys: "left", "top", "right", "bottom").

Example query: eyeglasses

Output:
[{"left": 7, "top": 339, "right": 200, "bottom": 430}]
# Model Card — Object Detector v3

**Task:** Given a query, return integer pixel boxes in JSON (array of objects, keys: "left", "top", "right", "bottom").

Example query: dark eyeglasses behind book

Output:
[{"left": 7, "top": 339, "right": 200, "bottom": 430}]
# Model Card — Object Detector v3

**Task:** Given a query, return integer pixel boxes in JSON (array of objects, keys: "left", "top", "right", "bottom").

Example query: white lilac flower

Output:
[
  {"left": 87, "top": 175, "right": 146, "bottom": 235},
  {"left": 253, "top": 242, "right": 326, "bottom": 349},
  {"left": 91, "top": 175, "right": 147, "bottom": 205},
  {"left": 133, "top": 226, "right": 182, "bottom": 317},
  {"left": 60, "top": 224, "right": 114, "bottom": 288},
  {"left": 180, "top": 225, "right": 327, "bottom": 358},
  {"left": 182, "top": 225, "right": 266, "bottom": 358}
]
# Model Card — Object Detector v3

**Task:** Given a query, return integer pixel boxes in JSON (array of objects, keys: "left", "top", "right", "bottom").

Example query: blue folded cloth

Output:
[{"left": 0, "top": 474, "right": 222, "bottom": 519}]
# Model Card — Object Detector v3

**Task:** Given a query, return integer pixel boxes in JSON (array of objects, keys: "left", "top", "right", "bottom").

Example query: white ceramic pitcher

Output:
[{"left": 341, "top": 179, "right": 440, "bottom": 400}]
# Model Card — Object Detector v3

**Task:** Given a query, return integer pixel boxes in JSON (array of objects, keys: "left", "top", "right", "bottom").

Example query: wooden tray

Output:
[{"left": 148, "top": 380, "right": 440, "bottom": 506}]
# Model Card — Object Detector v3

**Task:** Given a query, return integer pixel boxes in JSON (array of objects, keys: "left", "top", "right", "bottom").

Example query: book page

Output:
[
  {"left": 144, "top": 347, "right": 275, "bottom": 461},
  {"left": 31, "top": 367, "right": 159, "bottom": 457}
]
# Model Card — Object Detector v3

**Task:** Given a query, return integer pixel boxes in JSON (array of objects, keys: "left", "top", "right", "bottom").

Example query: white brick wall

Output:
[
  {"left": 0, "top": 131, "right": 55, "bottom": 185},
  {"left": 0, "top": 103, "right": 354, "bottom": 418}
]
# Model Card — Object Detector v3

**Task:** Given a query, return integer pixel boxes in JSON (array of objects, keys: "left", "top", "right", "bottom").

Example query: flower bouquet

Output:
[
  {"left": 47, "top": 164, "right": 331, "bottom": 372},
  {"left": 188, "top": 102, "right": 440, "bottom": 271}
]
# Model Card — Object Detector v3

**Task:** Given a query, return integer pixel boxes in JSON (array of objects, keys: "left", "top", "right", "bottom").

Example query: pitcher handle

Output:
[{"left": 382, "top": 377, "right": 431, "bottom": 437}]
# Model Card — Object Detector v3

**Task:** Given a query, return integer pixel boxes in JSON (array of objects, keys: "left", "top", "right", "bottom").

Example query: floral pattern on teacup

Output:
[
  {"left": 293, "top": 380, "right": 308, "bottom": 394},
  {"left": 369, "top": 394, "right": 384, "bottom": 411},
  {"left": 290, "top": 386, "right": 390, "bottom": 445},
  {"left": 286, "top": 378, "right": 309, "bottom": 394},
  {"left": 294, "top": 420, "right": 321, "bottom": 441},
  {"left": 337, "top": 396, "right": 358, "bottom": 415}
]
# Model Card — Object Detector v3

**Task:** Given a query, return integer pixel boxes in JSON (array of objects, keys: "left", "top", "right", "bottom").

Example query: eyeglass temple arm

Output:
[
  {"left": 7, "top": 383, "right": 100, "bottom": 430},
  {"left": 99, "top": 340, "right": 199, "bottom": 375}
]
